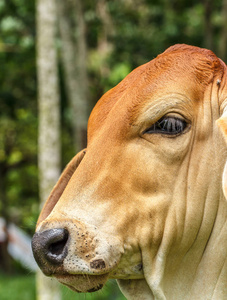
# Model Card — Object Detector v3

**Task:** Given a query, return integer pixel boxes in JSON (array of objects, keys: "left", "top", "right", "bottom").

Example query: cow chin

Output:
[{"left": 55, "top": 273, "right": 109, "bottom": 293}]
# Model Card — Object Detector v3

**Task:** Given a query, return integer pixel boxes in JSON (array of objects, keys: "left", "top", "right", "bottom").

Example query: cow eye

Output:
[{"left": 144, "top": 116, "right": 188, "bottom": 136}]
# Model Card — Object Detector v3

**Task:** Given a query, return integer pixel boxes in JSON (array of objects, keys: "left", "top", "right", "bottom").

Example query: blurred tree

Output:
[
  {"left": 0, "top": 0, "right": 38, "bottom": 232},
  {"left": 57, "top": 0, "right": 88, "bottom": 152},
  {"left": 203, "top": 0, "right": 214, "bottom": 50},
  {"left": 36, "top": 0, "right": 61, "bottom": 299},
  {"left": 96, "top": 0, "right": 115, "bottom": 78},
  {"left": 0, "top": 0, "right": 37, "bottom": 272},
  {"left": 219, "top": 0, "right": 227, "bottom": 61}
]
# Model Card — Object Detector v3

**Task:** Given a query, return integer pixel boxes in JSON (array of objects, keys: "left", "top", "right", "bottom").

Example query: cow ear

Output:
[
  {"left": 37, "top": 149, "right": 86, "bottom": 225},
  {"left": 217, "top": 109, "right": 227, "bottom": 199}
]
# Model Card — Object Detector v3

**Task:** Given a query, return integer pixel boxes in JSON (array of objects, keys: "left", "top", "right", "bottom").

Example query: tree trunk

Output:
[
  {"left": 57, "top": 0, "right": 88, "bottom": 152},
  {"left": 36, "top": 0, "right": 61, "bottom": 299},
  {"left": 203, "top": 0, "right": 214, "bottom": 50},
  {"left": 36, "top": 270, "right": 61, "bottom": 300},
  {"left": 96, "top": 0, "right": 114, "bottom": 78},
  {"left": 219, "top": 0, "right": 227, "bottom": 60}
]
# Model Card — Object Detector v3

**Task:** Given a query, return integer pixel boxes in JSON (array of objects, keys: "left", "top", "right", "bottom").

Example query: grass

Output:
[
  {"left": 0, "top": 273, "right": 126, "bottom": 300},
  {"left": 0, "top": 273, "right": 36, "bottom": 300}
]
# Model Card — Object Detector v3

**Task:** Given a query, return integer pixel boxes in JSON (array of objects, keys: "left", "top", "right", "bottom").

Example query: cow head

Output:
[{"left": 32, "top": 44, "right": 227, "bottom": 300}]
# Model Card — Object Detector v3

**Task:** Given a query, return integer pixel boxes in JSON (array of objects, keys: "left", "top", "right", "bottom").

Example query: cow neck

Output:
[{"left": 144, "top": 194, "right": 227, "bottom": 300}]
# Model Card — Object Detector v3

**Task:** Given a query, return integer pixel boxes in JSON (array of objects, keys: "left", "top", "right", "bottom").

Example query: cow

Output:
[{"left": 32, "top": 44, "right": 227, "bottom": 300}]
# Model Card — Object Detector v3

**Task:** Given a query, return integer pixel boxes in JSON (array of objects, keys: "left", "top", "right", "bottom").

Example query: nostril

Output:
[
  {"left": 32, "top": 228, "right": 69, "bottom": 268},
  {"left": 48, "top": 231, "right": 69, "bottom": 257},
  {"left": 48, "top": 238, "right": 67, "bottom": 256},
  {"left": 45, "top": 228, "right": 69, "bottom": 264}
]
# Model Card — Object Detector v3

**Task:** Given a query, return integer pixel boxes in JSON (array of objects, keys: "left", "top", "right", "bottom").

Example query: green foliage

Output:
[
  {"left": 0, "top": 0, "right": 38, "bottom": 235},
  {"left": 0, "top": 273, "right": 36, "bottom": 300}
]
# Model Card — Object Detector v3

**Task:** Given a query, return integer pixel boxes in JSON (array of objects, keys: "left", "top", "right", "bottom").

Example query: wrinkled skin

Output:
[{"left": 32, "top": 45, "right": 227, "bottom": 300}]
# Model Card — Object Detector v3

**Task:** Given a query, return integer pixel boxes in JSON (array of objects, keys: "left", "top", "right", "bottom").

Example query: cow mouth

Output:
[{"left": 55, "top": 273, "right": 109, "bottom": 293}]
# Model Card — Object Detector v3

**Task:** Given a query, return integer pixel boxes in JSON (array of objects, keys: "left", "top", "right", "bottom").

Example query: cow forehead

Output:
[{"left": 88, "top": 44, "right": 225, "bottom": 142}]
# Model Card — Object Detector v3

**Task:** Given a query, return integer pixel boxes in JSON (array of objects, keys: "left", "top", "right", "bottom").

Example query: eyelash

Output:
[{"left": 143, "top": 116, "right": 188, "bottom": 136}]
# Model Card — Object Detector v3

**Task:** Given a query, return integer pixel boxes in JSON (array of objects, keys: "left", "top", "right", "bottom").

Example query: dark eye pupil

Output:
[{"left": 145, "top": 117, "right": 187, "bottom": 135}]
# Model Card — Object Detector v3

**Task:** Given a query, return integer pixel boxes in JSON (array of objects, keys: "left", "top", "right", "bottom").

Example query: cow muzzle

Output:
[
  {"left": 32, "top": 228, "right": 69, "bottom": 274},
  {"left": 32, "top": 218, "right": 123, "bottom": 292}
]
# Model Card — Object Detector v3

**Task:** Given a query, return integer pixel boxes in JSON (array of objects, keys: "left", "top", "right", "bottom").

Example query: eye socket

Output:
[{"left": 143, "top": 116, "right": 188, "bottom": 136}]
